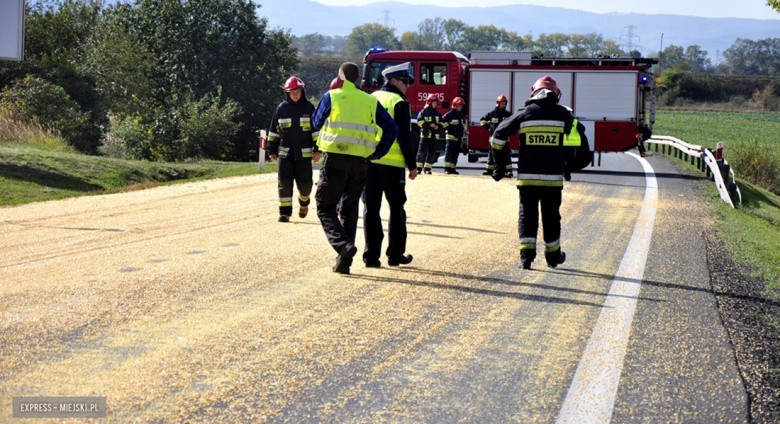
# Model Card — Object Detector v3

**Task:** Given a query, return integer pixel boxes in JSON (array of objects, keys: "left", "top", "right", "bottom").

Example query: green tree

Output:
[
  {"left": 417, "top": 18, "right": 445, "bottom": 51},
  {"left": 460, "top": 25, "right": 506, "bottom": 52},
  {"left": 684, "top": 45, "right": 713, "bottom": 73},
  {"left": 659, "top": 44, "right": 685, "bottom": 70},
  {"left": 568, "top": 33, "right": 604, "bottom": 57},
  {"left": 720, "top": 38, "right": 780, "bottom": 76},
  {"left": 84, "top": 0, "right": 297, "bottom": 161},
  {"left": 768, "top": 0, "right": 780, "bottom": 11},
  {"left": 534, "top": 33, "right": 571, "bottom": 57},
  {"left": 441, "top": 19, "right": 468, "bottom": 52},
  {"left": 345, "top": 23, "right": 399, "bottom": 59}
]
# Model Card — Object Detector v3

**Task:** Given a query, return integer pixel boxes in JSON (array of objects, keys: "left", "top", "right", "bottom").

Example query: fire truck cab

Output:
[{"left": 361, "top": 49, "right": 658, "bottom": 165}]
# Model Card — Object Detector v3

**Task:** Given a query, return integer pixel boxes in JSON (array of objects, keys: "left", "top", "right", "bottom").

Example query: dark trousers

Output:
[
  {"left": 416, "top": 137, "right": 439, "bottom": 168},
  {"left": 362, "top": 164, "right": 408, "bottom": 262},
  {"left": 315, "top": 153, "right": 368, "bottom": 255},
  {"left": 518, "top": 185, "right": 563, "bottom": 261},
  {"left": 278, "top": 157, "right": 313, "bottom": 216},
  {"left": 487, "top": 145, "right": 513, "bottom": 171},
  {"left": 443, "top": 140, "right": 460, "bottom": 170}
]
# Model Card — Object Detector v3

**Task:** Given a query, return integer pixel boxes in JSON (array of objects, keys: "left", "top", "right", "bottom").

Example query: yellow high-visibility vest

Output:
[
  {"left": 564, "top": 118, "right": 582, "bottom": 146},
  {"left": 371, "top": 90, "right": 406, "bottom": 168},
  {"left": 318, "top": 81, "right": 379, "bottom": 158}
]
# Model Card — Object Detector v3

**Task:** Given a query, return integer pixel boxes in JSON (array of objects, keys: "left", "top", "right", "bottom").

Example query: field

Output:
[{"left": 654, "top": 110, "right": 780, "bottom": 194}]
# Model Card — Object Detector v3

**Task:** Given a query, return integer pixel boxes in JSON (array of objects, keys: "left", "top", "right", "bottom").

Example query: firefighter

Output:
[
  {"left": 490, "top": 75, "right": 589, "bottom": 270},
  {"left": 480, "top": 94, "right": 513, "bottom": 177},
  {"left": 312, "top": 62, "right": 398, "bottom": 275},
  {"left": 416, "top": 94, "right": 444, "bottom": 175},
  {"left": 267, "top": 76, "right": 320, "bottom": 222},
  {"left": 362, "top": 62, "right": 418, "bottom": 268},
  {"left": 441, "top": 96, "right": 467, "bottom": 174}
]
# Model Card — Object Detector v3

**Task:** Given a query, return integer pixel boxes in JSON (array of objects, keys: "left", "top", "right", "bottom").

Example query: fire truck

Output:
[{"left": 361, "top": 49, "right": 658, "bottom": 166}]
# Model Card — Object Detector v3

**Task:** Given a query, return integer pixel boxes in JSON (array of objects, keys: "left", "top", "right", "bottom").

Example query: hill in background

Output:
[{"left": 258, "top": 0, "right": 780, "bottom": 61}]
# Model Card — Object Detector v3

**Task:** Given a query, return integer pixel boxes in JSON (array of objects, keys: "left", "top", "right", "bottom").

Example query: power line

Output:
[{"left": 620, "top": 25, "right": 643, "bottom": 53}]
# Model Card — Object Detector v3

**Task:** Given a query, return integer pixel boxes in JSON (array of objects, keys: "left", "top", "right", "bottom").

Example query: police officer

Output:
[
  {"left": 480, "top": 94, "right": 513, "bottom": 176},
  {"left": 267, "top": 76, "right": 320, "bottom": 222},
  {"left": 490, "top": 75, "right": 589, "bottom": 270},
  {"left": 362, "top": 62, "right": 417, "bottom": 268},
  {"left": 416, "top": 94, "right": 444, "bottom": 175},
  {"left": 312, "top": 62, "right": 398, "bottom": 275},
  {"left": 441, "top": 96, "right": 467, "bottom": 174}
]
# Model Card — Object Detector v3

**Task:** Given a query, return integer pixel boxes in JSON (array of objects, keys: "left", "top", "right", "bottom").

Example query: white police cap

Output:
[{"left": 382, "top": 62, "right": 414, "bottom": 82}]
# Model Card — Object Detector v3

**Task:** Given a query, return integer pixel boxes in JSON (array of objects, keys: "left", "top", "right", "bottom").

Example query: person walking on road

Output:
[
  {"left": 415, "top": 94, "right": 444, "bottom": 175},
  {"left": 489, "top": 75, "right": 589, "bottom": 270},
  {"left": 441, "top": 96, "right": 467, "bottom": 174},
  {"left": 312, "top": 62, "right": 398, "bottom": 275},
  {"left": 480, "top": 94, "right": 513, "bottom": 177},
  {"left": 362, "top": 62, "right": 418, "bottom": 268},
  {"left": 267, "top": 76, "right": 320, "bottom": 222}
]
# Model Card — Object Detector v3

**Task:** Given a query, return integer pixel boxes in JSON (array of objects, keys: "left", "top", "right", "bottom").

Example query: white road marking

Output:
[{"left": 556, "top": 152, "right": 658, "bottom": 423}]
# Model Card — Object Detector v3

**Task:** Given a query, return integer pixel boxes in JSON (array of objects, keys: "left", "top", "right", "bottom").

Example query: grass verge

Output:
[{"left": 0, "top": 145, "right": 271, "bottom": 207}]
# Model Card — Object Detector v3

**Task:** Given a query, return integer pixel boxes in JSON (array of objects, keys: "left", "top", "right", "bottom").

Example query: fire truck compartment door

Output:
[
  {"left": 574, "top": 71, "right": 638, "bottom": 121},
  {"left": 513, "top": 71, "right": 573, "bottom": 109},
  {"left": 468, "top": 70, "right": 511, "bottom": 124}
]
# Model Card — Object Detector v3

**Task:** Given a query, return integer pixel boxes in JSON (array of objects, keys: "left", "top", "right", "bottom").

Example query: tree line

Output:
[{"left": 1, "top": 1, "right": 778, "bottom": 162}]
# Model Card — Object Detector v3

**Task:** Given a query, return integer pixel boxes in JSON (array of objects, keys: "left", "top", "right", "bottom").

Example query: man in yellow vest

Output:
[
  {"left": 312, "top": 62, "right": 398, "bottom": 274},
  {"left": 362, "top": 62, "right": 418, "bottom": 268}
]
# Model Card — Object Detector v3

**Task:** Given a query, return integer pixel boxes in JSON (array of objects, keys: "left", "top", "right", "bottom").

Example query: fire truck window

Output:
[
  {"left": 367, "top": 62, "right": 402, "bottom": 89},
  {"left": 420, "top": 64, "right": 447, "bottom": 85}
]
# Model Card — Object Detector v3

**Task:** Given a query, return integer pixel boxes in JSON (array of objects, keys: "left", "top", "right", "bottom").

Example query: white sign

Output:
[{"left": 0, "top": 0, "right": 25, "bottom": 60}]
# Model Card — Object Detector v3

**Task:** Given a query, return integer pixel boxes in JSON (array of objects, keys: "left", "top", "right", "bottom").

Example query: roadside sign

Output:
[{"left": 0, "top": 0, "right": 25, "bottom": 61}]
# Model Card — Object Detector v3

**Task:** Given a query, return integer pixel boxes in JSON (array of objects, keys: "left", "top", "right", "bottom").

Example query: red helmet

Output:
[
  {"left": 531, "top": 75, "right": 561, "bottom": 97},
  {"left": 496, "top": 94, "right": 508, "bottom": 105},
  {"left": 451, "top": 97, "right": 464, "bottom": 107},
  {"left": 425, "top": 94, "right": 439, "bottom": 105},
  {"left": 329, "top": 77, "right": 343, "bottom": 90},
  {"left": 284, "top": 76, "right": 305, "bottom": 92}
]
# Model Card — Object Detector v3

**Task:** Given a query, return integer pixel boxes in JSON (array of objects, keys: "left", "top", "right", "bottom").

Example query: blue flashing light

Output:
[
  {"left": 640, "top": 74, "right": 649, "bottom": 84},
  {"left": 367, "top": 46, "right": 386, "bottom": 54}
]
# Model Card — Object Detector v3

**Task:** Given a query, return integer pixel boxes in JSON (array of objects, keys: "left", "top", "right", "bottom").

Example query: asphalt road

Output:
[{"left": 0, "top": 152, "right": 748, "bottom": 422}]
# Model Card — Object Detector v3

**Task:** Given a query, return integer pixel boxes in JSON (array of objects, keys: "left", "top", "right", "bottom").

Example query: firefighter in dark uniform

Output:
[
  {"left": 267, "top": 76, "right": 320, "bottom": 222},
  {"left": 312, "top": 62, "right": 398, "bottom": 275},
  {"left": 490, "top": 75, "right": 589, "bottom": 270},
  {"left": 480, "top": 94, "right": 513, "bottom": 176},
  {"left": 415, "top": 94, "right": 444, "bottom": 175},
  {"left": 362, "top": 62, "right": 418, "bottom": 268},
  {"left": 441, "top": 96, "right": 467, "bottom": 174}
]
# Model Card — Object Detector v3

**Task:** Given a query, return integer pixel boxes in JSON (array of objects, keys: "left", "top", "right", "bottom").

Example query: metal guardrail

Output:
[{"left": 646, "top": 135, "right": 742, "bottom": 208}]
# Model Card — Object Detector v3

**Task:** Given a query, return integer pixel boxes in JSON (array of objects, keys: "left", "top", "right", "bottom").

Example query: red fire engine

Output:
[{"left": 361, "top": 49, "right": 658, "bottom": 165}]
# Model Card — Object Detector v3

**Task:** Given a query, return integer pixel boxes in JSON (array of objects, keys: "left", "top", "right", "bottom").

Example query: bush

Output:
[
  {"left": 730, "top": 143, "right": 780, "bottom": 195},
  {"left": 180, "top": 92, "right": 242, "bottom": 160},
  {"left": 0, "top": 75, "right": 98, "bottom": 153}
]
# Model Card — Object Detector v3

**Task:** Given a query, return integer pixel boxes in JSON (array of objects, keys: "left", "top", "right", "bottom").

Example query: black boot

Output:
[{"left": 545, "top": 250, "right": 566, "bottom": 268}]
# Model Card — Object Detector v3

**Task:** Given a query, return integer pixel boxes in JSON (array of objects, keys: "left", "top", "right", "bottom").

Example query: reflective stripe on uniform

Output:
[
  {"left": 327, "top": 121, "right": 377, "bottom": 135},
  {"left": 491, "top": 136, "right": 507, "bottom": 149},
  {"left": 278, "top": 118, "right": 292, "bottom": 128},
  {"left": 520, "top": 237, "right": 537, "bottom": 250},
  {"left": 545, "top": 239, "right": 561, "bottom": 252}
]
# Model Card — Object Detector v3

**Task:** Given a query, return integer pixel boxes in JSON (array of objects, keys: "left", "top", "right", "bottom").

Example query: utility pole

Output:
[{"left": 658, "top": 33, "right": 664, "bottom": 70}]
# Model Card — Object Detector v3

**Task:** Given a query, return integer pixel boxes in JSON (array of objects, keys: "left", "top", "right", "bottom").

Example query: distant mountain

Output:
[{"left": 256, "top": 0, "right": 780, "bottom": 61}]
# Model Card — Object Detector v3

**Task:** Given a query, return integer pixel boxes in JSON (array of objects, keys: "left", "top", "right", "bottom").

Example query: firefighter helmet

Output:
[
  {"left": 451, "top": 97, "right": 465, "bottom": 107},
  {"left": 496, "top": 94, "right": 508, "bottom": 105},
  {"left": 531, "top": 75, "right": 561, "bottom": 97},
  {"left": 329, "top": 77, "right": 343, "bottom": 90},
  {"left": 284, "top": 76, "right": 305, "bottom": 92},
  {"left": 425, "top": 94, "right": 439, "bottom": 105}
]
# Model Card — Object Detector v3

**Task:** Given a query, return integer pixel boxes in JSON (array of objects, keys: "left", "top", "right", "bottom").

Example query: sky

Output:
[{"left": 315, "top": 0, "right": 780, "bottom": 20}]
